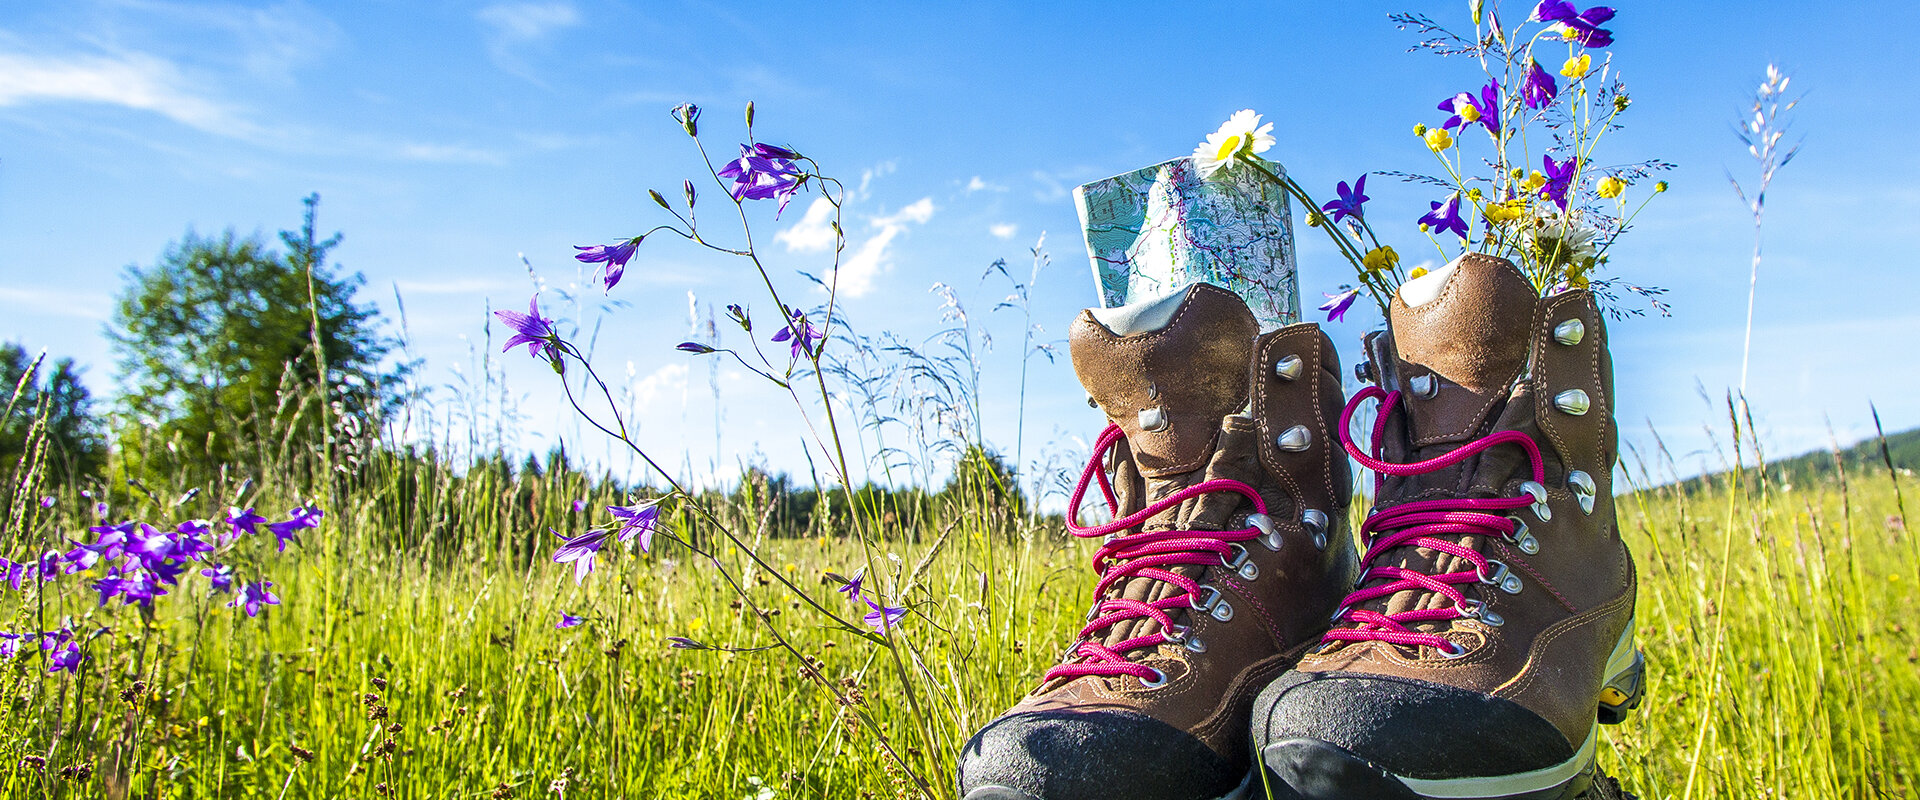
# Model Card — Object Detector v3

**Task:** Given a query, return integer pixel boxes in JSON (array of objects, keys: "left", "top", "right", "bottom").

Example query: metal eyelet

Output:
[
  {"left": 1519, "top": 481, "right": 1552, "bottom": 521},
  {"left": 1302, "top": 509, "right": 1330, "bottom": 550},
  {"left": 1161, "top": 624, "right": 1189, "bottom": 645},
  {"left": 1184, "top": 636, "right": 1207, "bottom": 653},
  {"left": 1436, "top": 640, "right": 1471, "bottom": 659},
  {"left": 1273, "top": 354, "right": 1304, "bottom": 382},
  {"left": 1210, "top": 601, "right": 1234, "bottom": 623},
  {"left": 1220, "top": 544, "right": 1258, "bottom": 581},
  {"left": 1276, "top": 425, "right": 1312, "bottom": 452},
  {"left": 1554, "top": 318, "right": 1586, "bottom": 345},
  {"left": 1478, "top": 560, "right": 1524, "bottom": 595},
  {"left": 1507, "top": 517, "right": 1541, "bottom": 555},
  {"left": 1245, "top": 513, "right": 1282, "bottom": 551},
  {"left": 1329, "top": 604, "right": 1350, "bottom": 624},
  {"left": 1139, "top": 668, "right": 1168, "bottom": 689},
  {"left": 1410, "top": 373, "right": 1439, "bottom": 398},
  {"left": 1190, "top": 585, "right": 1222, "bottom": 612},
  {"left": 1568, "top": 470, "right": 1597, "bottom": 515},
  {"left": 1138, "top": 406, "right": 1169, "bottom": 432},
  {"left": 1455, "top": 598, "right": 1504, "bottom": 627}
]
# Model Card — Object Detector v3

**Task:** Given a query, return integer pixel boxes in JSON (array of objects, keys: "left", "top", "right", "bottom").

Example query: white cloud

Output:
[
  {"left": 477, "top": 2, "right": 581, "bottom": 82},
  {"left": 0, "top": 51, "right": 255, "bottom": 138},
  {"left": 630, "top": 362, "right": 690, "bottom": 412},
  {"left": 989, "top": 223, "right": 1019, "bottom": 240},
  {"left": 827, "top": 197, "right": 935, "bottom": 298},
  {"left": 396, "top": 142, "right": 506, "bottom": 164},
  {"left": 775, "top": 197, "right": 838, "bottom": 253},
  {"left": 0, "top": 287, "right": 111, "bottom": 320}
]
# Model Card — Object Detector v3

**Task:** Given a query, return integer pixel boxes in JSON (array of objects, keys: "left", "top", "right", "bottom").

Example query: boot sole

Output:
[
  {"left": 963, "top": 768, "right": 1256, "bottom": 800},
  {"left": 1260, "top": 625, "right": 1645, "bottom": 800}
]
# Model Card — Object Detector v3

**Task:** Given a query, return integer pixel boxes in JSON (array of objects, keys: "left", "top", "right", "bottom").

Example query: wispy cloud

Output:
[
  {"left": 0, "top": 287, "right": 111, "bottom": 320},
  {"left": 776, "top": 198, "right": 839, "bottom": 253},
  {"left": 0, "top": 50, "right": 257, "bottom": 138},
  {"left": 829, "top": 197, "right": 935, "bottom": 298},
  {"left": 965, "top": 176, "right": 1005, "bottom": 194},
  {"left": 989, "top": 222, "right": 1019, "bottom": 240},
  {"left": 477, "top": 2, "right": 581, "bottom": 84},
  {"left": 395, "top": 142, "right": 506, "bottom": 165}
]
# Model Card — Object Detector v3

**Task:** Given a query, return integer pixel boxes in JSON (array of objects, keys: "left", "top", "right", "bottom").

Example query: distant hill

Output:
[{"left": 1671, "top": 426, "right": 1919, "bottom": 493}]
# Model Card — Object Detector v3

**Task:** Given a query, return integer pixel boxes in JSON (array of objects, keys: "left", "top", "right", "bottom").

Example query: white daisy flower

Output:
[
  {"left": 1192, "top": 109, "right": 1276, "bottom": 178},
  {"left": 1525, "top": 218, "right": 1601, "bottom": 271}
]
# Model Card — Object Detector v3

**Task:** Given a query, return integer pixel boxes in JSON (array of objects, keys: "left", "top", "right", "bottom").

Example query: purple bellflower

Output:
[
  {"left": 718, "top": 143, "right": 805, "bottom": 215},
  {"left": 771, "top": 307, "right": 820, "bottom": 359},
  {"left": 608, "top": 501, "right": 662, "bottom": 552},
  {"left": 557, "top": 613, "right": 585, "bottom": 629},
  {"left": 1539, "top": 155, "right": 1577, "bottom": 210},
  {"left": 571, "top": 499, "right": 587, "bottom": 513},
  {"left": 574, "top": 239, "right": 641, "bottom": 292},
  {"left": 1533, "top": 1, "right": 1616, "bottom": 48},
  {"left": 1439, "top": 79, "right": 1502, "bottom": 137},
  {"left": 863, "top": 598, "right": 907, "bottom": 633},
  {"left": 666, "top": 636, "right": 704, "bottom": 649},
  {"left": 551, "top": 527, "right": 614, "bottom": 585},
  {"left": 495, "top": 295, "right": 561, "bottom": 361},
  {"left": 226, "top": 507, "right": 269, "bottom": 538},
  {"left": 1, "top": 557, "right": 30, "bottom": 591},
  {"left": 1318, "top": 290, "right": 1361, "bottom": 323},
  {"left": 1320, "top": 175, "right": 1370, "bottom": 225},
  {"left": 267, "top": 506, "right": 323, "bottom": 553},
  {"left": 202, "top": 563, "right": 235, "bottom": 593},
  {"left": 92, "top": 502, "right": 109, "bottom": 519},
  {"left": 1523, "top": 61, "right": 1559, "bottom": 109},
  {"left": 39, "top": 496, "right": 54, "bottom": 508},
  {"left": 230, "top": 580, "right": 280, "bottom": 617},
  {"left": 837, "top": 569, "right": 865, "bottom": 601},
  {"left": 48, "top": 642, "right": 82, "bottom": 674},
  {"left": 1419, "top": 193, "right": 1471, "bottom": 240},
  {"left": 0, "top": 632, "right": 19, "bottom": 659}
]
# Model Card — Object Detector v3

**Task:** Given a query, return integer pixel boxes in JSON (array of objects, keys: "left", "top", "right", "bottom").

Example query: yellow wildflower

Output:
[
  {"left": 1561, "top": 54, "right": 1591, "bottom": 79},
  {"left": 1596, "top": 176, "right": 1625, "bottom": 198},
  {"left": 1409, "top": 266, "right": 1430, "bottom": 279},
  {"left": 1654, "top": 181, "right": 1669, "bottom": 193},
  {"left": 1522, "top": 171, "right": 1547, "bottom": 193},
  {"left": 1483, "top": 200, "right": 1525, "bottom": 224},
  {"left": 1424, "top": 128, "right": 1454, "bottom": 152},
  {"left": 1362, "top": 246, "right": 1399, "bottom": 273}
]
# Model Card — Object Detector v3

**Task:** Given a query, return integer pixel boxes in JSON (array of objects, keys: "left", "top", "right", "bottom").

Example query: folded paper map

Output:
[{"left": 1073, "top": 156, "right": 1300, "bottom": 331}]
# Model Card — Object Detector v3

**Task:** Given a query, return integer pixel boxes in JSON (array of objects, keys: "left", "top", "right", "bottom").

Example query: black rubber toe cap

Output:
[
  {"left": 958, "top": 708, "right": 1244, "bottom": 800},
  {"left": 1252, "top": 671, "right": 1575, "bottom": 783}
]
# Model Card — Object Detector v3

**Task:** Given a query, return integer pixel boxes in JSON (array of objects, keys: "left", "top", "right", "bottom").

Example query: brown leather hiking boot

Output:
[
  {"left": 1251, "top": 253, "right": 1643, "bottom": 800},
  {"left": 958, "top": 283, "right": 1358, "bottom": 800}
]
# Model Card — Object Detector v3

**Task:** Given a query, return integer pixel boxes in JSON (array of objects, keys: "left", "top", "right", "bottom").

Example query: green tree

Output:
[
  {"left": 0, "top": 344, "right": 107, "bottom": 487},
  {"left": 109, "top": 195, "right": 404, "bottom": 484}
]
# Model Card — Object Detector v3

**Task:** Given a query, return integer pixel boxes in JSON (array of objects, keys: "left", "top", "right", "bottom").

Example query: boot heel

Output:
[{"left": 1596, "top": 650, "right": 1645, "bottom": 725}]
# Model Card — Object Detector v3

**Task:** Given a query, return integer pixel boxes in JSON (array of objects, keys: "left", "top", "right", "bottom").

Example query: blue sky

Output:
[{"left": 0, "top": 1, "right": 1911, "bottom": 494}]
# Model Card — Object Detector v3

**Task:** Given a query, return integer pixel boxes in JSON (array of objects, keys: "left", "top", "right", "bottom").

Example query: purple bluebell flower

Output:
[
  {"left": 717, "top": 143, "right": 805, "bottom": 215},
  {"left": 202, "top": 563, "right": 235, "bottom": 593},
  {"left": 0, "top": 632, "right": 19, "bottom": 659},
  {"left": 1320, "top": 175, "right": 1370, "bottom": 225},
  {"left": 62, "top": 540, "right": 110, "bottom": 574},
  {"left": 574, "top": 238, "right": 642, "bottom": 292},
  {"left": 676, "top": 341, "right": 716, "bottom": 354},
  {"left": 39, "top": 496, "right": 54, "bottom": 508},
  {"left": 228, "top": 580, "right": 279, "bottom": 617},
  {"left": 1539, "top": 155, "right": 1577, "bottom": 210},
  {"left": 1318, "top": 290, "right": 1361, "bottom": 323},
  {"left": 1419, "top": 193, "right": 1471, "bottom": 240},
  {"left": 1438, "top": 79, "right": 1502, "bottom": 136},
  {"left": 863, "top": 598, "right": 907, "bottom": 633},
  {"left": 666, "top": 636, "right": 705, "bottom": 649},
  {"left": 837, "top": 569, "right": 865, "bottom": 602},
  {"left": 266, "top": 506, "right": 323, "bottom": 553},
  {"left": 34, "top": 551, "right": 57, "bottom": 583},
  {"left": 1, "top": 557, "right": 28, "bottom": 591},
  {"left": 226, "top": 507, "right": 269, "bottom": 537},
  {"left": 770, "top": 307, "right": 820, "bottom": 359},
  {"left": 1533, "top": 1, "right": 1616, "bottom": 48},
  {"left": 47, "top": 642, "right": 82, "bottom": 673},
  {"left": 571, "top": 499, "right": 587, "bottom": 513},
  {"left": 495, "top": 295, "right": 561, "bottom": 361},
  {"left": 1523, "top": 61, "right": 1559, "bottom": 109},
  {"left": 557, "top": 612, "right": 585, "bottom": 629},
  {"left": 550, "top": 527, "right": 614, "bottom": 585},
  {"left": 608, "top": 501, "right": 662, "bottom": 552}
]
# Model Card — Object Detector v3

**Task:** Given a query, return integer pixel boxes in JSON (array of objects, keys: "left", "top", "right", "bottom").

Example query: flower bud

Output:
[
  {"left": 676, "top": 341, "right": 717, "bottom": 355},
  {"left": 651, "top": 189, "right": 670, "bottom": 209},
  {"left": 684, "top": 180, "right": 697, "bottom": 209},
  {"left": 671, "top": 103, "right": 701, "bottom": 137},
  {"left": 1413, "top": 122, "right": 1429, "bottom": 136},
  {"left": 726, "top": 303, "right": 751, "bottom": 332},
  {"left": 1613, "top": 94, "right": 1631, "bottom": 112},
  {"left": 744, "top": 100, "right": 756, "bottom": 129},
  {"left": 1654, "top": 181, "right": 1669, "bottom": 193}
]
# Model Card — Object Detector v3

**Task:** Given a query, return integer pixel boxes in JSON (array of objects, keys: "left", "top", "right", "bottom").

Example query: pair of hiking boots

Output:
[{"left": 958, "top": 254, "right": 1644, "bottom": 800}]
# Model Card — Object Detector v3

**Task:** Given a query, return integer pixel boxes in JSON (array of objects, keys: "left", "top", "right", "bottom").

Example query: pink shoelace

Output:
[
  {"left": 1323, "top": 385, "right": 1547, "bottom": 654},
  {"left": 1046, "top": 424, "right": 1268, "bottom": 683}
]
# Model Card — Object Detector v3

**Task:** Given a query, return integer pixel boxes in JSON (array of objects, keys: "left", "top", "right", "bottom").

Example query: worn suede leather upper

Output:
[{"left": 1291, "top": 253, "right": 1636, "bottom": 748}]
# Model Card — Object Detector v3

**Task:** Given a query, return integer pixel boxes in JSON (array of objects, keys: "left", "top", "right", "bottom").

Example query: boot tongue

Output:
[
  {"left": 1068, "top": 283, "right": 1259, "bottom": 656},
  {"left": 1070, "top": 283, "right": 1257, "bottom": 479},
  {"left": 1382, "top": 253, "right": 1537, "bottom": 447}
]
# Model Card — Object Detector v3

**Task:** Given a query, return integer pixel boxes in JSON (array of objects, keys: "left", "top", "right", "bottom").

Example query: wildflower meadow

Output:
[{"left": 1, "top": 2, "right": 1914, "bottom": 799}]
